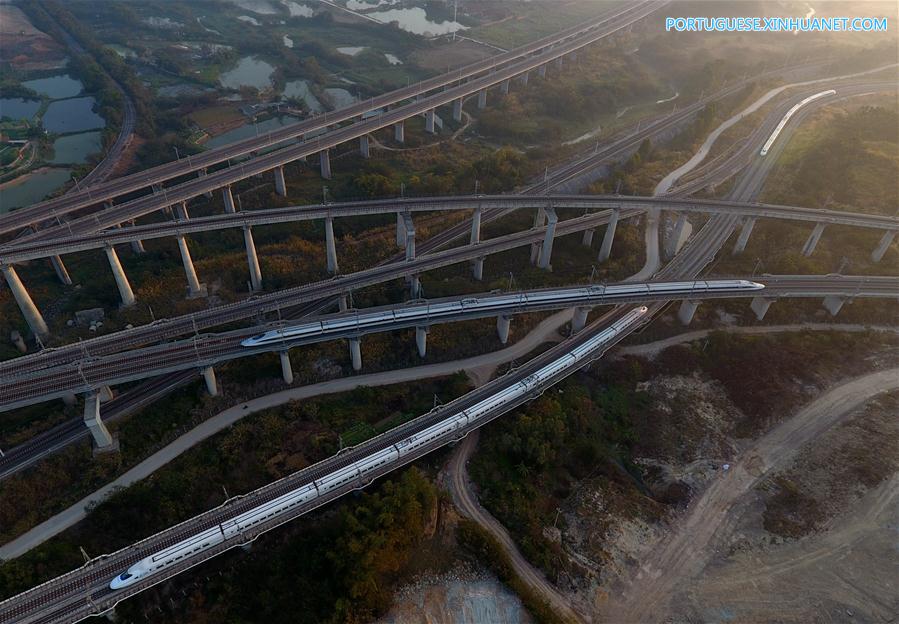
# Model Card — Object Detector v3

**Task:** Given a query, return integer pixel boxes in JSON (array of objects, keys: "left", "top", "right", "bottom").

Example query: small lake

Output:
[
  {"left": 0, "top": 168, "right": 72, "bottom": 213},
  {"left": 337, "top": 46, "right": 365, "bottom": 56},
  {"left": 0, "top": 98, "right": 41, "bottom": 120},
  {"left": 22, "top": 74, "right": 83, "bottom": 99},
  {"left": 369, "top": 7, "right": 466, "bottom": 35},
  {"left": 324, "top": 88, "right": 357, "bottom": 109},
  {"left": 283, "top": 79, "right": 324, "bottom": 112},
  {"left": 50, "top": 131, "right": 103, "bottom": 164},
  {"left": 204, "top": 115, "right": 296, "bottom": 149},
  {"left": 43, "top": 97, "right": 106, "bottom": 133},
  {"left": 284, "top": 2, "right": 314, "bottom": 17},
  {"left": 220, "top": 56, "right": 274, "bottom": 90}
]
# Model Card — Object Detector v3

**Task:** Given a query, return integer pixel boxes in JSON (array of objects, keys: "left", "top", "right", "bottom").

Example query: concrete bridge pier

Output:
[
  {"left": 199, "top": 169, "right": 213, "bottom": 198},
  {"left": 732, "top": 217, "right": 756, "bottom": 255},
  {"left": 176, "top": 201, "right": 190, "bottom": 221},
  {"left": 665, "top": 213, "right": 691, "bottom": 260},
  {"left": 1, "top": 264, "right": 49, "bottom": 340},
  {"left": 280, "top": 351, "right": 294, "bottom": 384},
  {"left": 477, "top": 90, "right": 487, "bottom": 109},
  {"left": 572, "top": 307, "right": 590, "bottom": 333},
  {"left": 453, "top": 98, "right": 463, "bottom": 122},
  {"left": 325, "top": 216, "right": 339, "bottom": 274},
  {"left": 274, "top": 165, "right": 287, "bottom": 197},
  {"left": 50, "top": 255, "right": 72, "bottom": 286},
  {"left": 472, "top": 257, "right": 484, "bottom": 281},
  {"left": 500, "top": 79, "right": 510, "bottom": 95},
  {"left": 677, "top": 300, "right": 700, "bottom": 325},
  {"left": 425, "top": 109, "right": 436, "bottom": 134},
  {"left": 530, "top": 206, "right": 547, "bottom": 264},
  {"left": 822, "top": 295, "right": 845, "bottom": 317},
  {"left": 243, "top": 226, "right": 262, "bottom": 291},
  {"left": 581, "top": 229, "right": 595, "bottom": 247},
  {"left": 339, "top": 294, "right": 349, "bottom": 312},
  {"left": 97, "top": 385, "right": 115, "bottom": 403},
  {"left": 538, "top": 64, "right": 547, "bottom": 78},
  {"left": 348, "top": 337, "right": 362, "bottom": 371},
  {"left": 223, "top": 185, "right": 237, "bottom": 214},
  {"left": 750, "top": 296, "right": 774, "bottom": 320},
  {"left": 403, "top": 214, "right": 416, "bottom": 262},
  {"left": 202, "top": 366, "right": 219, "bottom": 396},
  {"left": 520, "top": 71, "right": 529, "bottom": 86},
  {"left": 471, "top": 207, "right": 482, "bottom": 245},
  {"left": 83, "top": 391, "right": 115, "bottom": 451},
  {"left": 394, "top": 120, "right": 405, "bottom": 143},
  {"left": 497, "top": 315, "right": 511, "bottom": 344},
  {"left": 555, "top": 56, "right": 563, "bottom": 69},
  {"left": 129, "top": 238, "right": 146, "bottom": 255},
  {"left": 537, "top": 207, "right": 558, "bottom": 270},
  {"left": 802, "top": 222, "right": 826, "bottom": 257},
  {"left": 410, "top": 274, "right": 422, "bottom": 299},
  {"left": 104, "top": 246, "right": 136, "bottom": 307},
  {"left": 360, "top": 135, "right": 370, "bottom": 158},
  {"left": 320, "top": 150, "right": 332, "bottom": 179},
  {"left": 176, "top": 235, "right": 206, "bottom": 298},
  {"left": 871, "top": 230, "right": 895, "bottom": 263},
  {"left": 396, "top": 212, "right": 406, "bottom": 248},
  {"left": 415, "top": 326, "right": 428, "bottom": 357}
]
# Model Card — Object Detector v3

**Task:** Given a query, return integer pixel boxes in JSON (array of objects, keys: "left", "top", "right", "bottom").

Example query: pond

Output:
[
  {"left": 369, "top": 6, "right": 466, "bottom": 35},
  {"left": 204, "top": 115, "right": 297, "bottom": 149},
  {"left": 43, "top": 97, "right": 106, "bottom": 133},
  {"left": 50, "top": 131, "right": 103, "bottom": 164},
  {"left": 220, "top": 56, "right": 274, "bottom": 90},
  {"left": 0, "top": 98, "right": 41, "bottom": 121},
  {"left": 337, "top": 46, "right": 365, "bottom": 56},
  {"left": 284, "top": 2, "right": 314, "bottom": 17},
  {"left": 324, "top": 88, "right": 357, "bottom": 110},
  {"left": 0, "top": 167, "right": 72, "bottom": 213},
  {"left": 283, "top": 79, "right": 324, "bottom": 113},
  {"left": 22, "top": 74, "right": 83, "bottom": 99}
]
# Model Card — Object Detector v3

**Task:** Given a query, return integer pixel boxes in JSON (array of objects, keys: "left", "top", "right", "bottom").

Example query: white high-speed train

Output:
[
  {"left": 241, "top": 280, "right": 763, "bottom": 348},
  {"left": 760, "top": 89, "right": 836, "bottom": 156},
  {"left": 110, "top": 305, "right": 650, "bottom": 591}
]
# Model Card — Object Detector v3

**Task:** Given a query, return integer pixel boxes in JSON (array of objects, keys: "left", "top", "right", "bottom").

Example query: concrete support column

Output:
[
  {"left": 130, "top": 238, "right": 146, "bottom": 255},
  {"left": 395, "top": 212, "right": 406, "bottom": 248},
  {"left": 51, "top": 255, "right": 72, "bottom": 286},
  {"left": 403, "top": 213, "right": 416, "bottom": 262},
  {"left": 477, "top": 90, "right": 487, "bottom": 109},
  {"left": 176, "top": 235, "right": 205, "bottom": 298},
  {"left": 538, "top": 64, "right": 547, "bottom": 78},
  {"left": 472, "top": 257, "right": 484, "bottom": 281},
  {"left": 360, "top": 135, "right": 370, "bottom": 158},
  {"left": 802, "top": 222, "right": 826, "bottom": 257},
  {"left": 500, "top": 79, "right": 510, "bottom": 95},
  {"left": 394, "top": 120, "right": 404, "bottom": 143},
  {"left": 470, "top": 207, "right": 482, "bottom": 245},
  {"left": 598, "top": 208, "right": 620, "bottom": 262},
  {"left": 572, "top": 307, "right": 590, "bottom": 333},
  {"left": 677, "top": 300, "right": 700, "bottom": 326},
  {"left": 750, "top": 296, "right": 773, "bottom": 320},
  {"left": 410, "top": 274, "right": 421, "bottom": 299},
  {"left": 176, "top": 201, "right": 190, "bottom": 221},
  {"left": 348, "top": 337, "right": 362, "bottom": 371},
  {"left": 274, "top": 165, "right": 287, "bottom": 197},
  {"left": 537, "top": 207, "right": 558, "bottom": 270},
  {"left": 325, "top": 216, "right": 339, "bottom": 274},
  {"left": 665, "top": 213, "right": 690, "bottom": 260},
  {"left": 555, "top": 57, "right": 563, "bottom": 69},
  {"left": 243, "top": 226, "right": 262, "bottom": 291},
  {"left": 104, "top": 246, "right": 135, "bottom": 307},
  {"left": 339, "top": 294, "right": 349, "bottom": 312},
  {"left": 83, "top": 392, "right": 114, "bottom": 450},
  {"left": 202, "top": 366, "right": 219, "bottom": 396},
  {"left": 97, "top": 385, "right": 114, "bottom": 403},
  {"left": 871, "top": 230, "right": 895, "bottom": 263},
  {"left": 822, "top": 295, "right": 845, "bottom": 317},
  {"left": 425, "top": 109, "right": 436, "bottom": 134},
  {"left": 280, "top": 351, "right": 294, "bottom": 384},
  {"left": 530, "top": 206, "right": 547, "bottom": 264},
  {"left": 581, "top": 229, "right": 595, "bottom": 247},
  {"left": 520, "top": 71, "right": 529, "bottom": 86},
  {"left": 732, "top": 217, "right": 756, "bottom": 255},
  {"left": 223, "top": 185, "right": 236, "bottom": 213},
  {"left": 415, "top": 326, "right": 428, "bottom": 358},
  {"left": 320, "top": 149, "right": 331, "bottom": 180},
  {"left": 2, "top": 264, "right": 49, "bottom": 339},
  {"left": 453, "top": 98, "right": 463, "bottom": 122},
  {"left": 496, "top": 315, "right": 511, "bottom": 345}
]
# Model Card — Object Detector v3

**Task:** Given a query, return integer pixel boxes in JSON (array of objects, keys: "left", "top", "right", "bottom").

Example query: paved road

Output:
[{"left": 601, "top": 367, "right": 899, "bottom": 622}]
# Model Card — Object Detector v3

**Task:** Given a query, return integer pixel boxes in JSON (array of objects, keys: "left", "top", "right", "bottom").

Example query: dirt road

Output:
[{"left": 601, "top": 367, "right": 899, "bottom": 622}]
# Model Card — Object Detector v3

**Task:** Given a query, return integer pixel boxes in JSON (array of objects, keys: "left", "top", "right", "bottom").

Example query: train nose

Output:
[{"left": 109, "top": 572, "right": 134, "bottom": 590}]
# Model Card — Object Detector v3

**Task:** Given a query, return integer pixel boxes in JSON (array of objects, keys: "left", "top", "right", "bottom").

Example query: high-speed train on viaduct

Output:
[
  {"left": 111, "top": 305, "right": 651, "bottom": 590},
  {"left": 242, "top": 279, "right": 764, "bottom": 348}
]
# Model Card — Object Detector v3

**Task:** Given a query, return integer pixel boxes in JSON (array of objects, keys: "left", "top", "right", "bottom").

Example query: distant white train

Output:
[
  {"left": 110, "top": 305, "right": 652, "bottom": 591},
  {"left": 760, "top": 89, "right": 836, "bottom": 156},
  {"left": 241, "top": 280, "right": 763, "bottom": 348}
]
